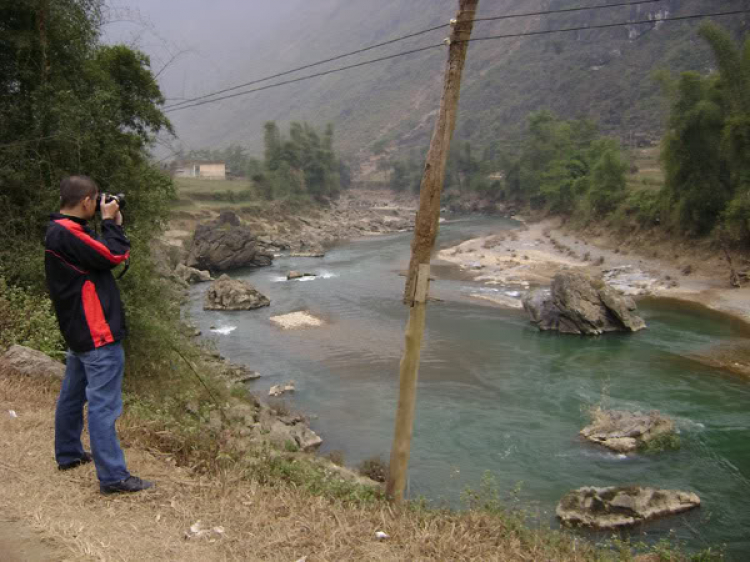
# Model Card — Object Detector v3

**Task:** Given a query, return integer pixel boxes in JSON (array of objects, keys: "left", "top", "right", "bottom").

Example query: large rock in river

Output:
[
  {"left": 204, "top": 274, "right": 270, "bottom": 311},
  {"left": 187, "top": 212, "right": 273, "bottom": 272},
  {"left": 557, "top": 486, "right": 700, "bottom": 529},
  {"left": 581, "top": 408, "right": 676, "bottom": 453},
  {"left": 522, "top": 271, "right": 646, "bottom": 335}
]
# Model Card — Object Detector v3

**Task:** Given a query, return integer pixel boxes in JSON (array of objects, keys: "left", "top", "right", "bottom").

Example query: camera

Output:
[{"left": 96, "top": 192, "right": 126, "bottom": 213}]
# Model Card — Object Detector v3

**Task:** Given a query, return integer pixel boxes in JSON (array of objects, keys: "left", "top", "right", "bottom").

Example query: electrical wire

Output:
[
  {"left": 165, "top": 44, "right": 441, "bottom": 113},
  {"left": 165, "top": 8, "right": 748, "bottom": 114},
  {"left": 162, "top": 24, "right": 448, "bottom": 110},
  {"left": 164, "top": 0, "right": 663, "bottom": 110},
  {"left": 472, "top": 0, "right": 662, "bottom": 24},
  {"left": 465, "top": 8, "right": 748, "bottom": 43}
]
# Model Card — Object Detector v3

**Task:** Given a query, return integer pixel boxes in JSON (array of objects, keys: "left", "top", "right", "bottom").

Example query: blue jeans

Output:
[{"left": 55, "top": 342, "right": 130, "bottom": 485}]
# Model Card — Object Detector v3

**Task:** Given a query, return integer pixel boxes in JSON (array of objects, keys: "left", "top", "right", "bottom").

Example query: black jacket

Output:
[{"left": 44, "top": 213, "right": 130, "bottom": 352}]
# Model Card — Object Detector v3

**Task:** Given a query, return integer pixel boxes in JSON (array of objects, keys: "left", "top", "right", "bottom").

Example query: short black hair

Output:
[{"left": 60, "top": 176, "right": 98, "bottom": 209}]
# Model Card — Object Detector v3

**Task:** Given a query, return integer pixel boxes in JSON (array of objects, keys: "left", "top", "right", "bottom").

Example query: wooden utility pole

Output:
[{"left": 386, "top": 0, "right": 479, "bottom": 503}]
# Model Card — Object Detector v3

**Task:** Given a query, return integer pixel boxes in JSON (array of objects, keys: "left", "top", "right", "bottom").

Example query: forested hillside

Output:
[{"left": 166, "top": 0, "right": 749, "bottom": 160}]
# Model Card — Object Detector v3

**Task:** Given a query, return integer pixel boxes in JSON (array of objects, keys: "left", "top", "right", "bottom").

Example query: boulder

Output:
[
  {"left": 187, "top": 220, "right": 273, "bottom": 272},
  {"left": 174, "top": 263, "right": 212, "bottom": 284},
  {"left": 203, "top": 275, "right": 270, "bottom": 311},
  {"left": 255, "top": 401, "right": 322, "bottom": 452},
  {"left": 0, "top": 345, "right": 64, "bottom": 380},
  {"left": 223, "top": 362, "right": 261, "bottom": 384},
  {"left": 267, "top": 419, "right": 322, "bottom": 451},
  {"left": 580, "top": 409, "right": 676, "bottom": 453},
  {"left": 269, "top": 382, "right": 295, "bottom": 397},
  {"left": 557, "top": 486, "right": 700, "bottom": 529},
  {"left": 522, "top": 271, "right": 646, "bottom": 335},
  {"left": 218, "top": 210, "right": 241, "bottom": 227},
  {"left": 287, "top": 271, "right": 316, "bottom": 280}
]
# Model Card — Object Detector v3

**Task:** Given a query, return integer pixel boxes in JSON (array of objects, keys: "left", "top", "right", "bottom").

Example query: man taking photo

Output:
[{"left": 45, "top": 175, "right": 153, "bottom": 495}]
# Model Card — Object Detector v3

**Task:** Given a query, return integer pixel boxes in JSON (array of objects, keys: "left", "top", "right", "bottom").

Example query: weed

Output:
[
  {"left": 284, "top": 440, "right": 300, "bottom": 453},
  {"left": 638, "top": 431, "right": 681, "bottom": 453},
  {"left": 326, "top": 450, "right": 345, "bottom": 466},
  {"left": 357, "top": 455, "right": 388, "bottom": 483},
  {"left": 254, "top": 455, "right": 381, "bottom": 504}
]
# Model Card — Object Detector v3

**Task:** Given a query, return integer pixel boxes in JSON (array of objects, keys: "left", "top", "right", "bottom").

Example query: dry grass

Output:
[{"left": 0, "top": 374, "right": 617, "bottom": 561}]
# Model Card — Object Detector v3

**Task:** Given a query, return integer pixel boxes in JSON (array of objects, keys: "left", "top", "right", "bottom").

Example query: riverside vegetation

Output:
[
  {"left": 0, "top": 1, "right": 732, "bottom": 560},
  {"left": 386, "top": 23, "right": 750, "bottom": 248}
]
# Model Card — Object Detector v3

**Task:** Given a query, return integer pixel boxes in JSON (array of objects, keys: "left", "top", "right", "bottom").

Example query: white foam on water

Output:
[
  {"left": 498, "top": 445, "right": 516, "bottom": 459},
  {"left": 211, "top": 326, "right": 237, "bottom": 335},
  {"left": 298, "top": 276, "right": 317, "bottom": 282},
  {"left": 567, "top": 448, "right": 632, "bottom": 461},
  {"left": 271, "top": 276, "right": 288, "bottom": 283},
  {"left": 320, "top": 271, "right": 338, "bottom": 279}
]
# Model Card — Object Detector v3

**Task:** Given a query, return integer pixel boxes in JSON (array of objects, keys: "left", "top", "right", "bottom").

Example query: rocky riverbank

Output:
[
  {"left": 165, "top": 190, "right": 417, "bottom": 265},
  {"left": 436, "top": 217, "right": 750, "bottom": 323}
]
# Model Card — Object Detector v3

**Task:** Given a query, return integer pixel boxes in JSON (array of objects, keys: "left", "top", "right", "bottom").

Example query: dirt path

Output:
[{"left": 0, "top": 519, "right": 67, "bottom": 562}]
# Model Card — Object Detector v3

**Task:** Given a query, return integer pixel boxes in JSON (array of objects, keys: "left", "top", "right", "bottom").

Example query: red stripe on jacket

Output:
[
  {"left": 45, "top": 249, "right": 89, "bottom": 275},
  {"left": 55, "top": 219, "right": 130, "bottom": 265},
  {"left": 81, "top": 280, "right": 115, "bottom": 348}
]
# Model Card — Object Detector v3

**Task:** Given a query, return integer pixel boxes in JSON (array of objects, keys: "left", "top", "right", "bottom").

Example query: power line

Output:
[
  {"left": 162, "top": 24, "right": 448, "bottom": 110},
  {"left": 466, "top": 8, "right": 748, "bottom": 43},
  {"left": 473, "top": 0, "right": 662, "bottom": 23},
  {"left": 165, "top": 44, "right": 441, "bottom": 113},
  {"left": 165, "top": 8, "right": 748, "bottom": 114},
  {"left": 164, "top": 0, "right": 662, "bottom": 110}
]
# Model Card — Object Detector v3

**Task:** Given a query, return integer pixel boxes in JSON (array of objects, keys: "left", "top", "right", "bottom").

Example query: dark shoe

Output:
[
  {"left": 100, "top": 475, "right": 154, "bottom": 495},
  {"left": 58, "top": 452, "right": 94, "bottom": 471}
]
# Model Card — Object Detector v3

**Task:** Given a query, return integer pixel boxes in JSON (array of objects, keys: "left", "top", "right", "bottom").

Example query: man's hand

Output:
[{"left": 100, "top": 195, "right": 122, "bottom": 225}]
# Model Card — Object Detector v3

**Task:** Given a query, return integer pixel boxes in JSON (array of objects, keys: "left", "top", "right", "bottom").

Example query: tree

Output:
[
  {"left": 588, "top": 142, "right": 628, "bottom": 215},
  {"left": 658, "top": 23, "right": 750, "bottom": 237},
  {"left": 263, "top": 121, "right": 281, "bottom": 171},
  {"left": 500, "top": 111, "right": 626, "bottom": 215},
  {"left": 0, "top": 0, "right": 173, "bottom": 283},
  {"left": 255, "top": 121, "right": 345, "bottom": 202}
]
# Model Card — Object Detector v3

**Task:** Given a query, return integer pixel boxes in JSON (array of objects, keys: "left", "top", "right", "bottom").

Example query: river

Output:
[{"left": 187, "top": 216, "right": 750, "bottom": 558}]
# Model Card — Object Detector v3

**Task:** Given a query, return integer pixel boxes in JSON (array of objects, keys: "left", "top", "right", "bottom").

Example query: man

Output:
[{"left": 45, "top": 175, "right": 153, "bottom": 495}]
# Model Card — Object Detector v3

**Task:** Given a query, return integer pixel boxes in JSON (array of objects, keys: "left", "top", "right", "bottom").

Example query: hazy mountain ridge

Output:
[{"left": 166, "top": 0, "right": 749, "bottom": 161}]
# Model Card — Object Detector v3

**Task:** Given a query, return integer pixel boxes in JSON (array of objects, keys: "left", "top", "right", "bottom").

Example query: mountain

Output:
[{"left": 164, "top": 0, "right": 749, "bottom": 163}]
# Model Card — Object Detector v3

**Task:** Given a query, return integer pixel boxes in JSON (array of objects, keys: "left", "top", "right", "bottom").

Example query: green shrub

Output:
[
  {"left": 615, "top": 189, "right": 661, "bottom": 227},
  {"left": 721, "top": 191, "right": 750, "bottom": 243},
  {"left": 0, "top": 277, "right": 65, "bottom": 358},
  {"left": 639, "top": 431, "right": 681, "bottom": 453}
]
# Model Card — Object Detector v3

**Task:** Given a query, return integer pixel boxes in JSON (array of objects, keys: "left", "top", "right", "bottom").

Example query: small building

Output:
[{"left": 173, "top": 160, "right": 226, "bottom": 180}]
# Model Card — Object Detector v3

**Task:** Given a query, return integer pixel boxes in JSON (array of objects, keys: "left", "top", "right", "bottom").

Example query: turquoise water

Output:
[{"left": 188, "top": 218, "right": 750, "bottom": 558}]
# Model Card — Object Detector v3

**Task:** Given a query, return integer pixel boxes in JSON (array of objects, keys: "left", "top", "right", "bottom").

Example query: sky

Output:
[{"left": 102, "top": 0, "right": 305, "bottom": 102}]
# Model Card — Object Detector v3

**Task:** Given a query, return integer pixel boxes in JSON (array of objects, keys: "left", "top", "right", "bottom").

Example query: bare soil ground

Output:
[{"left": 0, "top": 519, "right": 67, "bottom": 562}]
